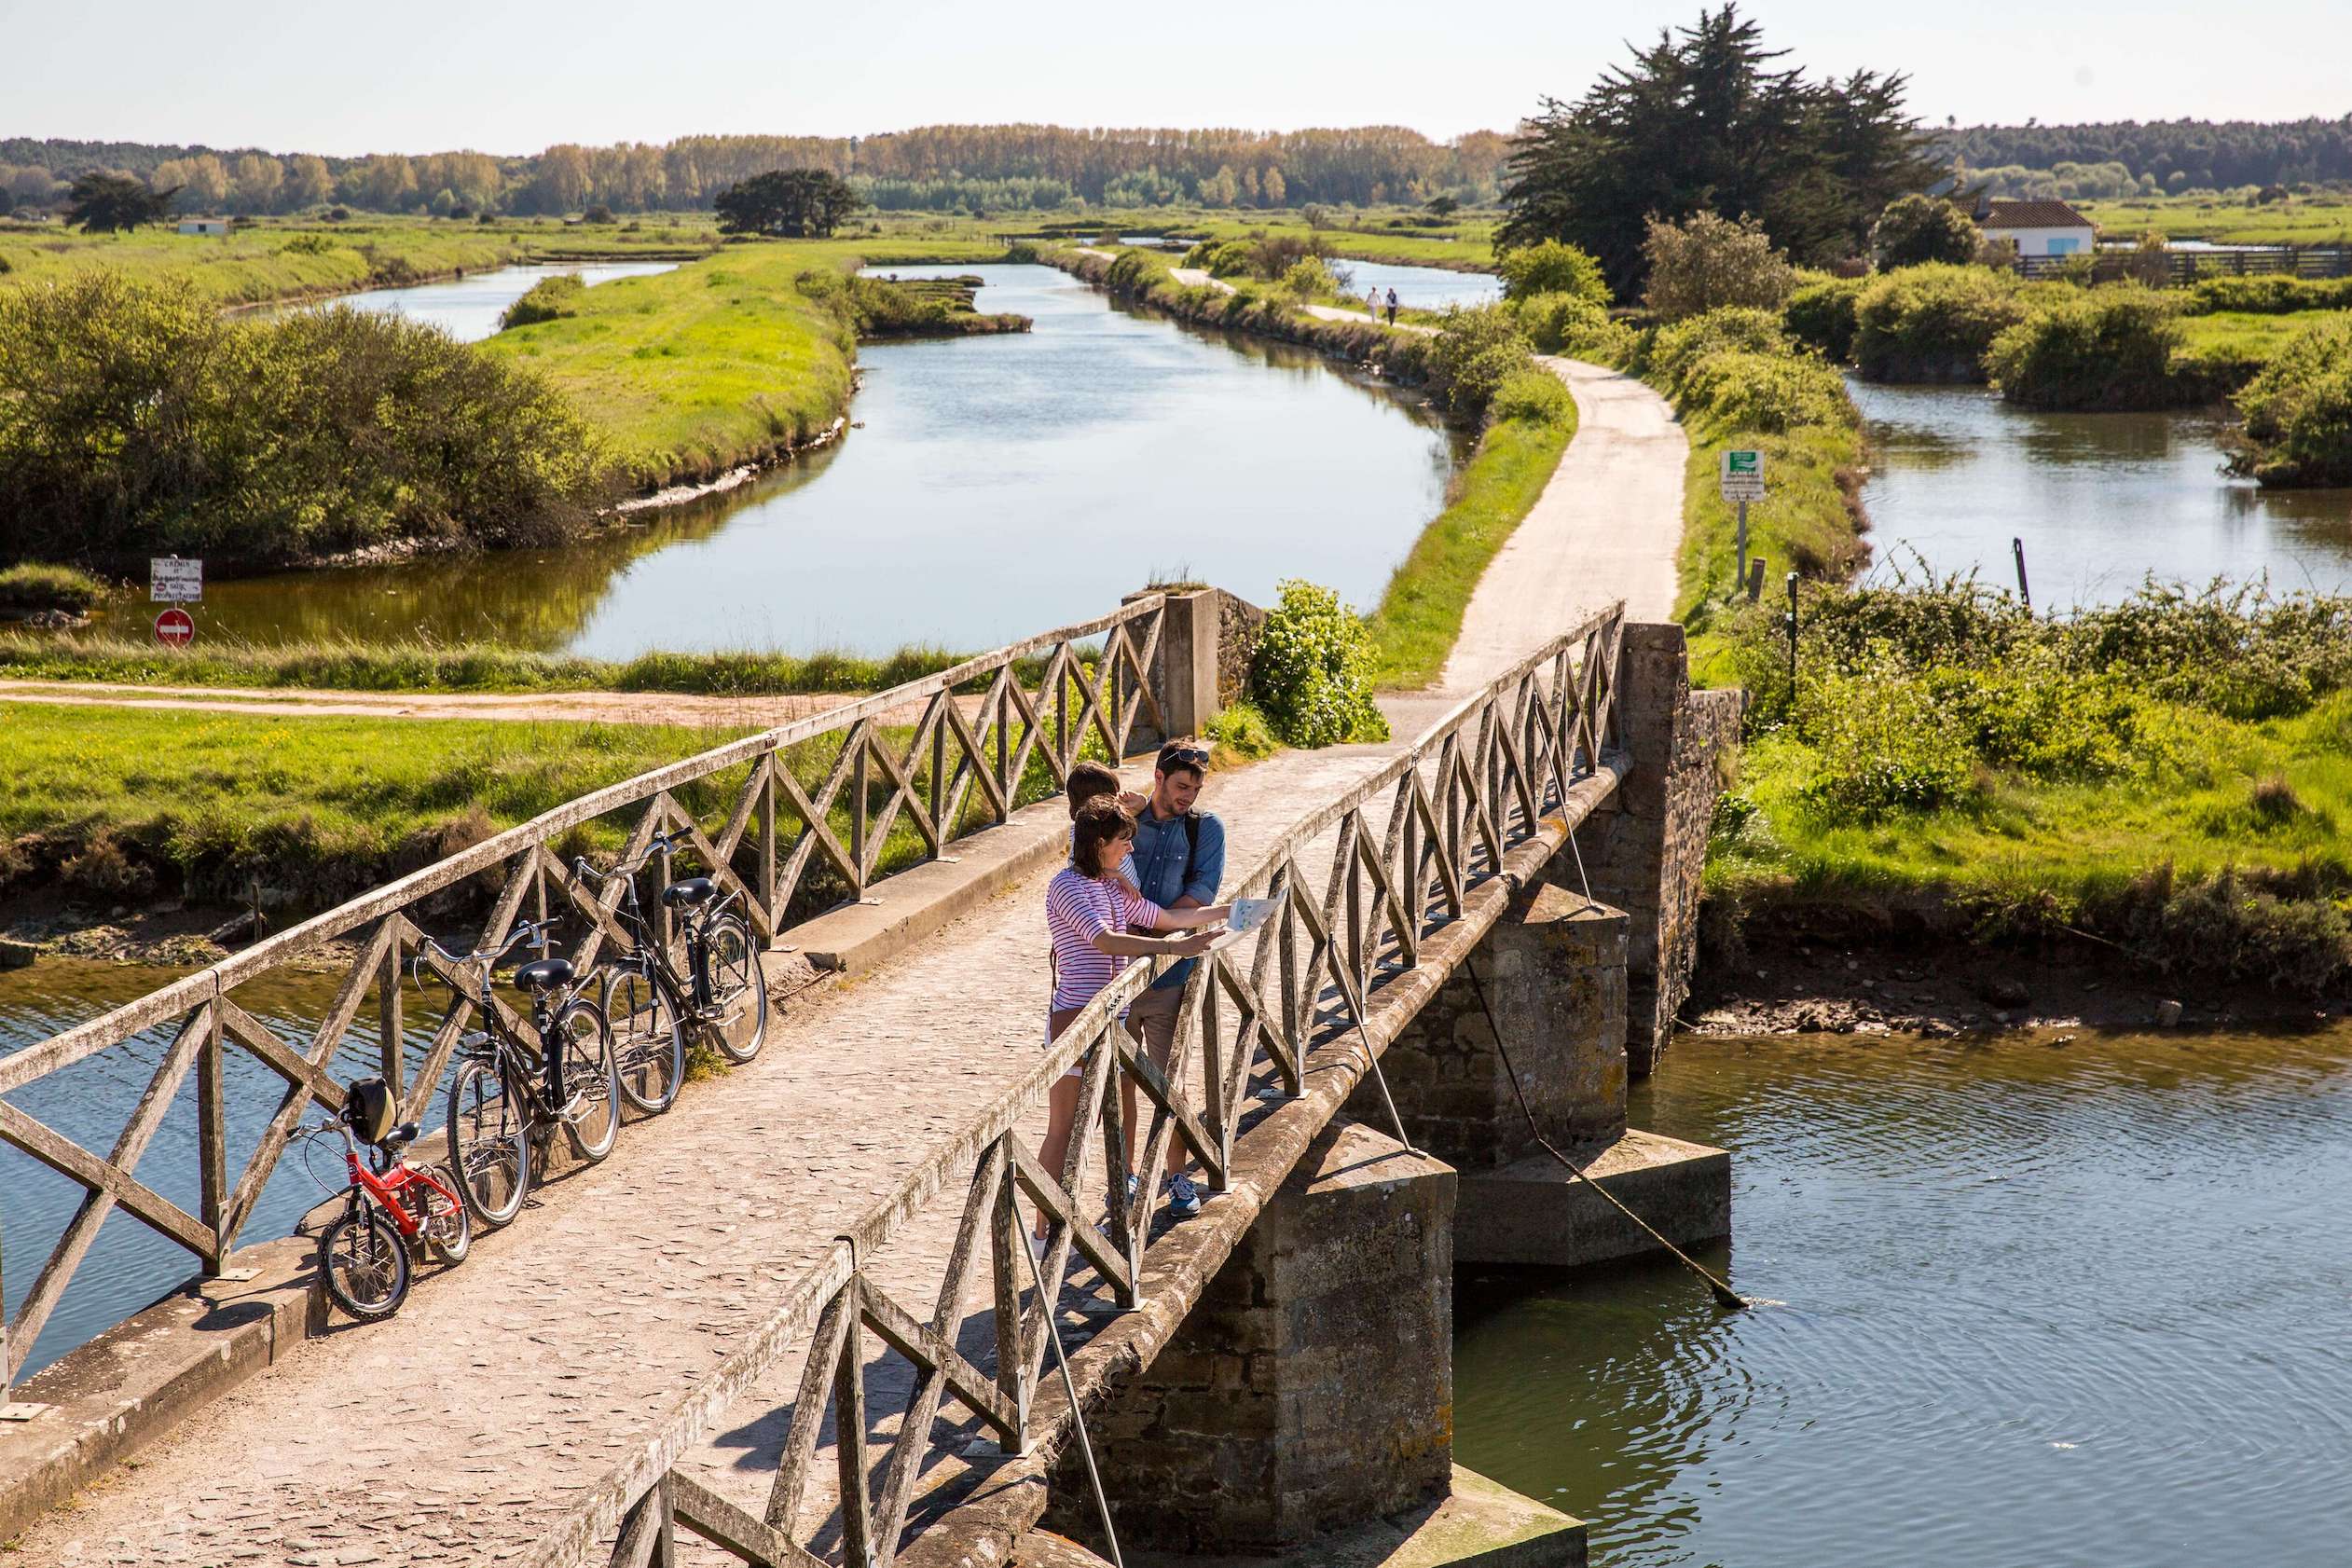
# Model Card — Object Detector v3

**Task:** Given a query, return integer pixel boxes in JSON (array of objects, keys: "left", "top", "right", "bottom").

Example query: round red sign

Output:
[{"left": 155, "top": 608, "right": 196, "bottom": 648}]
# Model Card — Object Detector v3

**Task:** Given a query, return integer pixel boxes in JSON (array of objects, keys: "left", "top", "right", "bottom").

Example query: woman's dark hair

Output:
[
  {"left": 1067, "top": 760, "right": 1121, "bottom": 818},
  {"left": 1071, "top": 797, "right": 1136, "bottom": 875}
]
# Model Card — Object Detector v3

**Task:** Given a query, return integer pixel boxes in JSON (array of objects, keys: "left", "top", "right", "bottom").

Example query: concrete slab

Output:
[
  {"left": 1453, "top": 1128, "right": 1728, "bottom": 1269},
  {"left": 1107, "top": 1465, "right": 1585, "bottom": 1568}
]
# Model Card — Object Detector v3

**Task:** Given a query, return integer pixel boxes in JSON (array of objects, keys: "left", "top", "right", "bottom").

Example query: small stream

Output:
[{"left": 252, "top": 258, "right": 681, "bottom": 343}]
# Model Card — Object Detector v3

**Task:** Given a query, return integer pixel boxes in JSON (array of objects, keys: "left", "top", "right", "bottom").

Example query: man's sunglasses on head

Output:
[{"left": 1162, "top": 745, "right": 1210, "bottom": 769}]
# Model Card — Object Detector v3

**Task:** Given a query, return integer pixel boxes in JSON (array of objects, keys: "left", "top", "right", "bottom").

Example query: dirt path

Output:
[
  {"left": 1299, "top": 302, "right": 1438, "bottom": 337},
  {"left": 1436, "top": 356, "right": 1686, "bottom": 694}
]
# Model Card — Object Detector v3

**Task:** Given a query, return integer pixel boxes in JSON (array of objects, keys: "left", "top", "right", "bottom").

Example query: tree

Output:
[
  {"left": 712, "top": 169, "right": 862, "bottom": 237},
  {"left": 1425, "top": 194, "right": 1461, "bottom": 218},
  {"left": 284, "top": 154, "right": 336, "bottom": 209},
  {"left": 1642, "top": 211, "right": 1796, "bottom": 319},
  {"left": 1497, "top": 4, "right": 1940, "bottom": 293},
  {"left": 1870, "top": 193, "right": 1978, "bottom": 269},
  {"left": 1497, "top": 239, "right": 1610, "bottom": 305},
  {"left": 65, "top": 172, "right": 173, "bottom": 232},
  {"left": 230, "top": 153, "right": 284, "bottom": 213}
]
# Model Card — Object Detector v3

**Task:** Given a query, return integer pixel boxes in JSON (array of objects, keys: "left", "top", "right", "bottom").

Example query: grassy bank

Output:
[{"left": 2074, "top": 194, "right": 2352, "bottom": 247}]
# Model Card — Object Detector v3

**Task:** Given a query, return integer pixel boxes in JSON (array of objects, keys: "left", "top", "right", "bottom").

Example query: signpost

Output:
[
  {"left": 155, "top": 608, "right": 196, "bottom": 648},
  {"left": 150, "top": 557, "right": 203, "bottom": 603},
  {"left": 1719, "top": 451, "right": 1765, "bottom": 598}
]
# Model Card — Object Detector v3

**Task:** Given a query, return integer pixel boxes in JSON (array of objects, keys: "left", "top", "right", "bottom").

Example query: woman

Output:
[{"left": 1035, "top": 797, "right": 1228, "bottom": 1250}]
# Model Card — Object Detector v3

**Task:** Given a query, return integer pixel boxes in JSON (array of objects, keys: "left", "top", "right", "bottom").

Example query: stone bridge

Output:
[{"left": 0, "top": 589, "right": 1736, "bottom": 1568}]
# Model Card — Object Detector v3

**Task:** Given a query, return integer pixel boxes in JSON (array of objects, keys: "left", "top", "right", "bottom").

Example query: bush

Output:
[
  {"left": 2183, "top": 275, "right": 2352, "bottom": 316},
  {"left": 1648, "top": 307, "right": 1791, "bottom": 389},
  {"left": 0, "top": 562, "right": 106, "bottom": 612},
  {"left": 1641, "top": 212, "right": 1797, "bottom": 321},
  {"left": 582, "top": 204, "right": 616, "bottom": 225},
  {"left": 1796, "top": 665, "right": 1976, "bottom": 817},
  {"left": 498, "top": 271, "right": 586, "bottom": 330},
  {"left": 1488, "top": 365, "right": 1575, "bottom": 426},
  {"left": 280, "top": 233, "right": 339, "bottom": 256},
  {"left": 1497, "top": 240, "right": 1609, "bottom": 307},
  {"left": 1425, "top": 303, "right": 1536, "bottom": 420},
  {"left": 1182, "top": 239, "right": 1253, "bottom": 278},
  {"left": 0, "top": 273, "right": 606, "bottom": 568},
  {"left": 1515, "top": 291, "right": 1610, "bottom": 354},
  {"left": 2228, "top": 314, "right": 2352, "bottom": 488},
  {"left": 1279, "top": 255, "right": 1342, "bottom": 298},
  {"left": 1248, "top": 579, "right": 1388, "bottom": 748},
  {"left": 1870, "top": 194, "right": 1980, "bottom": 269},
  {"left": 1783, "top": 276, "right": 1864, "bottom": 361},
  {"left": 1985, "top": 285, "right": 2187, "bottom": 410},
  {"left": 1851, "top": 262, "right": 2029, "bottom": 381},
  {"left": 1676, "top": 349, "right": 1855, "bottom": 433}
]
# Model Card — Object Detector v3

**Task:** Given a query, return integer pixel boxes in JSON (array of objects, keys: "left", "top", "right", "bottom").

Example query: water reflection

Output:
[
  {"left": 1850, "top": 379, "right": 2352, "bottom": 603},
  {"left": 1454, "top": 1026, "right": 2352, "bottom": 1566},
  {"left": 251, "top": 259, "right": 681, "bottom": 343}
]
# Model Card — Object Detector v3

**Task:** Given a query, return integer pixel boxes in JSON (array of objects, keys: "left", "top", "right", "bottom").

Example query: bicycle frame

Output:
[
  {"left": 598, "top": 849, "right": 742, "bottom": 1022},
  {"left": 420, "top": 919, "right": 584, "bottom": 1132},
  {"left": 323, "top": 1123, "right": 460, "bottom": 1245}
]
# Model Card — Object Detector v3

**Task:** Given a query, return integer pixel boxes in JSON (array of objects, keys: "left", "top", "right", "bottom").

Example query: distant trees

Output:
[
  {"left": 1870, "top": 194, "right": 1978, "bottom": 269},
  {"left": 1497, "top": 4, "right": 1942, "bottom": 292},
  {"left": 1938, "top": 118, "right": 2352, "bottom": 192},
  {"left": 65, "top": 172, "right": 174, "bottom": 232},
  {"left": 713, "top": 170, "right": 862, "bottom": 238}
]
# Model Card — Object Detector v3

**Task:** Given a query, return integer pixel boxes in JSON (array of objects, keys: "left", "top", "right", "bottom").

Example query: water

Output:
[
  {"left": 142, "top": 265, "right": 1465, "bottom": 658},
  {"left": 1335, "top": 259, "right": 1503, "bottom": 311},
  {"left": 1454, "top": 1025, "right": 2352, "bottom": 1566},
  {"left": 254, "top": 259, "right": 681, "bottom": 343},
  {"left": 0, "top": 959, "right": 460, "bottom": 1379},
  {"left": 1850, "top": 379, "right": 2352, "bottom": 604}
]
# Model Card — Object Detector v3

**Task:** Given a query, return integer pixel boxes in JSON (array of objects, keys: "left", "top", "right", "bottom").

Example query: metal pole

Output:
[
  {"left": 1783, "top": 572, "right": 1799, "bottom": 703},
  {"left": 2012, "top": 537, "right": 2032, "bottom": 610},
  {"left": 1020, "top": 1219, "right": 1124, "bottom": 1568},
  {"left": 1733, "top": 501, "right": 1749, "bottom": 599}
]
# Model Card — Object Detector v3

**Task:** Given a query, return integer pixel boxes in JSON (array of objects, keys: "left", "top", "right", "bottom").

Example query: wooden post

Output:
[
  {"left": 995, "top": 687, "right": 1011, "bottom": 822},
  {"left": 197, "top": 1006, "right": 227, "bottom": 1273},
  {"left": 757, "top": 759, "right": 777, "bottom": 940},
  {"left": 851, "top": 739, "right": 870, "bottom": 891},
  {"left": 929, "top": 717, "right": 946, "bottom": 848},
  {"left": 378, "top": 933, "right": 404, "bottom": 1105}
]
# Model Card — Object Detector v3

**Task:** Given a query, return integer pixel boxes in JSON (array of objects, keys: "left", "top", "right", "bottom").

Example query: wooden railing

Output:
[
  {"left": 2014, "top": 244, "right": 2352, "bottom": 284},
  {"left": 525, "top": 602, "right": 1628, "bottom": 1568},
  {"left": 0, "top": 596, "right": 1173, "bottom": 1399}
]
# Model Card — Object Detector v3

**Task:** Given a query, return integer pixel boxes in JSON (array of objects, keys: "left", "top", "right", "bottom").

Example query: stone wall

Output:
[
  {"left": 1216, "top": 588, "right": 1265, "bottom": 713},
  {"left": 1048, "top": 1120, "right": 1453, "bottom": 1555}
]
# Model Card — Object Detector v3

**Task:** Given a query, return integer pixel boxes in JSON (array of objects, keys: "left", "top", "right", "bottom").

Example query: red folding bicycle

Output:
[{"left": 298, "top": 1077, "right": 472, "bottom": 1321}]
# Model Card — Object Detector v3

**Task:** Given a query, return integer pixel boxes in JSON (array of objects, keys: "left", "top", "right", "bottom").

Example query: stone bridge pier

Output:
[{"left": 1036, "top": 626, "right": 1735, "bottom": 1568}]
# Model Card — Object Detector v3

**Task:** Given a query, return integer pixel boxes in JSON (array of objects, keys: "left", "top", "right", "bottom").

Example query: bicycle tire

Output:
[
  {"left": 419, "top": 1166, "right": 473, "bottom": 1264},
  {"left": 554, "top": 997, "right": 621, "bottom": 1162},
  {"left": 447, "top": 1056, "right": 530, "bottom": 1229},
  {"left": 702, "top": 915, "right": 769, "bottom": 1064},
  {"left": 603, "top": 966, "right": 684, "bottom": 1115},
  {"left": 318, "top": 1206, "right": 410, "bottom": 1320}
]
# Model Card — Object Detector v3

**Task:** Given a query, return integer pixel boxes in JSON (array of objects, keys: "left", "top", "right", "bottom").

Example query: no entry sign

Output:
[{"left": 155, "top": 608, "right": 196, "bottom": 648}]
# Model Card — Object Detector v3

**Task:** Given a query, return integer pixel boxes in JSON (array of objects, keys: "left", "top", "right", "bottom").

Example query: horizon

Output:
[{"left": 5, "top": 0, "right": 2346, "bottom": 160}]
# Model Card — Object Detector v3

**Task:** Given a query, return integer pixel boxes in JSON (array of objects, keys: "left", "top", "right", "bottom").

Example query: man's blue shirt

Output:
[{"left": 1130, "top": 803, "right": 1225, "bottom": 990}]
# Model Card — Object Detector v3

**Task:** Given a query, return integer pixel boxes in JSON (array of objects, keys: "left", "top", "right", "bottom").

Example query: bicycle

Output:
[
  {"left": 418, "top": 916, "right": 620, "bottom": 1231},
  {"left": 573, "top": 830, "right": 768, "bottom": 1118},
  {"left": 299, "top": 1077, "right": 471, "bottom": 1322}
]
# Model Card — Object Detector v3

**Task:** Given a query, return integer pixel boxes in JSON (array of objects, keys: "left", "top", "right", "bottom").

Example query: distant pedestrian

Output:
[
  {"left": 1384, "top": 286, "right": 1399, "bottom": 325},
  {"left": 1365, "top": 287, "right": 1380, "bottom": 320}
]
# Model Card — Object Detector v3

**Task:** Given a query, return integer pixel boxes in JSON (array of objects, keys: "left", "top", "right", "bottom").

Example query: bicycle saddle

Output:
[
  {"left": 515, "top": 957, "right": 576, "bottom": 991},
  {"left": 378, "top": 1121, "right": 420, "bottom": 1153},
  {"left": 660, "top": 877, "right": 717, "bottom": 909}
]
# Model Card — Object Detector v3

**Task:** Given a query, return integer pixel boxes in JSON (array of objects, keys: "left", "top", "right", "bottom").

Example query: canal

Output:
[
  {"left": 1849, "top": 379, "right": 2352, "bottom": 605},
  {"left": 116, "top": 263, "right": 1473, "bottom": 659},
  {"left": 253, "top": 257, "right": 682, "bottom": 342},
  {"left": 1455, "top": 1025, "right": 2352, "bottom": 1565}
]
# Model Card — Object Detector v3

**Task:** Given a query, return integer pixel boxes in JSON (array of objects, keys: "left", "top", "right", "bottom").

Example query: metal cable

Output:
[{"left": 1020, "top": 1226, "right": 1124, "bottom": 1568}]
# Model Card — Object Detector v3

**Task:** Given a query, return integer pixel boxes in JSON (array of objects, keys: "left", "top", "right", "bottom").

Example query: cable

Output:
[{"left": 1020, "top": 1224, "right": 1124, "bottom": 1568}]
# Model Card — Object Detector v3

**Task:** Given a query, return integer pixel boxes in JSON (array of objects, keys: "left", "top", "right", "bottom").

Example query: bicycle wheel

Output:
[
  {"left": 318, "top": 1206, "right": 410, "bottom": 1321},
  {"left": 553, "top": 997, "right": 620, "bottom": 1162},
  {"left": 447, "top": 1056, "right": 530, "bottom": 1229},
  {"left": 417, "top": 1167, "right": 472, "bottom": 1265},
  {"left": 603, "top": 965, "right": 684, "bottom": 1115},
  {"left": 702, "top": 915, "right": 769, "bottom": 1064}
]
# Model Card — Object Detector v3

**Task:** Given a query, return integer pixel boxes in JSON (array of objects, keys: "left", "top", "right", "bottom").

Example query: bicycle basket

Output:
[{"left": 344, "top": 1077, "right": 397, "bottom": 1145}]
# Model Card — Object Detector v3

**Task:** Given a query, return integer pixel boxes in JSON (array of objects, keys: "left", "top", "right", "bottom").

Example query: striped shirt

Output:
[{"left": 1046, "top": 867, "right": 1162, "bottom": 1013}]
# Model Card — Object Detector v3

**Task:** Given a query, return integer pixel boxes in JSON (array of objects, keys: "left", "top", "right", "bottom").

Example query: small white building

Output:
[
  {"left": 176, "top": 216, "right": 232, "bottom": 237},
  {"left": 1976, "top": 199, "right": 2095, "bottom": 257}
]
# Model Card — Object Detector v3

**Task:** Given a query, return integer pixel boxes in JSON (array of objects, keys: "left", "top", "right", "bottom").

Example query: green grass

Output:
[
  {"left": 1177, "top": 212, "right": 1498, "bottom": 270},
  {"left": 1366, "top": 413, "right": 1576, "bottom": 687},
  {"left": 2076, "top": 194, "right": 2352, "bottom": 247},
  {"left": 476, "top": 238, "right": 1005, "bottom": 487},
  {"left": 0, "top": 564, "right": 109, "bottom": 613}
]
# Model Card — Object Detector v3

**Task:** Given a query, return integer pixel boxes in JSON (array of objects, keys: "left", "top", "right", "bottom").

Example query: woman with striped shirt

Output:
[{"left": 1035, "top": 797, "right": 1228, "bottom": 1250}]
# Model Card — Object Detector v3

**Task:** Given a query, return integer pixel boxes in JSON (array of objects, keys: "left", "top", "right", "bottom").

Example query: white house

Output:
[
  {"left": 1975, "top": 199, "right": 2096, "bottom": 258},
  {"left": 176, "top": 216, "right": 232, "bottom": 237}
]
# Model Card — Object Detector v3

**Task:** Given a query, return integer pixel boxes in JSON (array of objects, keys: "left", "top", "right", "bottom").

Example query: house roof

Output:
[{"left": 1978, "top": 199, "right": 2091, "bottom": 230}]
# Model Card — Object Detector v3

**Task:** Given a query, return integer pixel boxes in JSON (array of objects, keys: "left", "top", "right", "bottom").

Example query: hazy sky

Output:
[{"left": 5, "top": 0, "right": 2344, "bottom": 155}]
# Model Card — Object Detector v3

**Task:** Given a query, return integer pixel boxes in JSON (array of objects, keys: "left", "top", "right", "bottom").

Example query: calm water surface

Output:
[
  {"left": 254, "top": 259, "right": 680, "bottom": 342},
  {"left": 162, "top": 265, "right": 1465, "bottom": 657},
  {"left": 1338, "top": 259, "right": 1503, "bottom": 311},
  {"left": 1455, "top": 1026, "right": 2352, "bottom": 1566},
  {"left": 1850, "top": 379, "right": 2352, "bottom": 603}
]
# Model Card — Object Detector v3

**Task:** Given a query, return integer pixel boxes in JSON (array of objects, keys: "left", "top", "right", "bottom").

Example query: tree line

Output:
[{"left": 1933, "top": 118, "right": 2352, "bottom": 193}]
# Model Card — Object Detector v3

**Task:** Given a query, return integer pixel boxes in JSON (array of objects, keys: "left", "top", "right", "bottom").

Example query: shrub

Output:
[
  {"left": 1183, "top": 239, "right": 1252, "bottom": 278},
  {"left": 1497, "top": 240, "right": 1609, "bottom": 307},
  {"left": 0, "top": 562, "right": 106, "bottom": 612},
  {"left": 1985, "top": 285, "right": 2187, "bottom": 410},
  {"left": 1851, "top": 263, "right": 2029, "bottom": 381},
  {"left": 1515, "top": 291, "right": 1610, "bottom": 354},
  {"left": 582, "top": 204, "right": 615, "bottom": 225},
  {"left": 2228, "top": 315, "right": 2352, "bottom": 488},
  {"left": 1870, "top": 194, "right": 1980, "bottom": 269},
  {"left": 1279, "top": 255, "right": 1342, "bottom": 298},
  {"left": 1648, "top": 307, "right": 1791, "bottom": 389},
  {"left": 1641, "top": 212, "right": 1797, "bottom": 321},
  {"left": 1488, "top": 365, "right": 1575, "bottom": 426},
  {"left": 498, "top": 271, "right": 586, "bottom": 330},
  {"left": 1248, "top": 579, "right": 1388, "bottom": 748},
  {"left": 1676, "top": 349, "right": 1855, "bottom": 433},
  {"left": 2183, "top": 275, "right": 2352, "bottom": 315},
  {"left": 1783, "top": 276, "right": 1864, "bottom": 361},
  {"left": 1796, "top": 665, "right": 1976, "bottom": 817},
  {"left": 1424, "top": 303, "right": 1536, "bottom": 420},
  {"left": 280, "top": 233, "right": 339, "bottom": 256}
]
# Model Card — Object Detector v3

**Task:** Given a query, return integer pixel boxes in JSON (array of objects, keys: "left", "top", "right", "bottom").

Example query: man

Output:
[{"left": 1120, "top": 736, "right": 1226, "bottom": 1218}]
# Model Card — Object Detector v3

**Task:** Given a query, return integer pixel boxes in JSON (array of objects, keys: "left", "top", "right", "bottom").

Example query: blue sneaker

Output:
[
  {"left": 1163, "top": 1172, "right": 1204, "bottom": 1218},
  {"left": 1124, "top": 1171, "right": 1140, "bottom": 1208}
]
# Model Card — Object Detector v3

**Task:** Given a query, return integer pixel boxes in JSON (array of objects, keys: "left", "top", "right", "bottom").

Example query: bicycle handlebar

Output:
[
  {"left": 409, "top": 918, "right": 557, "bottom": 990},
  {"left": 571, "top": 828, "right": 690, "bottom": 887}
]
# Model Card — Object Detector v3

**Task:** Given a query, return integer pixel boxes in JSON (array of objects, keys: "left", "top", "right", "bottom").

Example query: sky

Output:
[{"left": 3, "top": 0, "right": 2345, "bottom": 156}]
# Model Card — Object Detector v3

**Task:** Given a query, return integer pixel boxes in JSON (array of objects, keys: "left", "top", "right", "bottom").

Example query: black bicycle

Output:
[
  {"left": 574, "top": 829, "right": 768, "bottom": 1117},
  {"left": 418, "top": 917, "right": 620, "bottom": 1230}
]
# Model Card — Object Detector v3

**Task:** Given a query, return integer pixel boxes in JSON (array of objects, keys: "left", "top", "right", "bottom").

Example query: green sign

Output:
[{"left": 1719, "top": 449, "right": 1766, "bottom": 501}]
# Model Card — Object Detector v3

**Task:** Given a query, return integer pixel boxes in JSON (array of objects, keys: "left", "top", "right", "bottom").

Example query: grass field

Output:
[{"left": 2076, "top": 194, "right": 2352, "bottom": 247}]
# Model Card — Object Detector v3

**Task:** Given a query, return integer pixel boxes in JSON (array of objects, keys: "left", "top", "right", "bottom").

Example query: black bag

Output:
[{"left": 344, "top": 1077, "right": 396, "bottom": 1145}]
